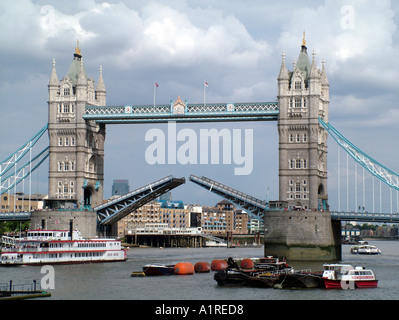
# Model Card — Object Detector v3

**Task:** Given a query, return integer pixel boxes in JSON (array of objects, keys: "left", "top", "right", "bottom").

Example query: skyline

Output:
[{"left": 1, "top": 1, "right": 399, "bottom": 212}]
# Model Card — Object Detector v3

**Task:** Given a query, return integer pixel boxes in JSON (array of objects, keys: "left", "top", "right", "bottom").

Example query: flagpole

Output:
[
  {"left": 204, "top": 81, "right": 205, "bottom": 107},
  {"left": 204, "top": 80, "right": 207, "bottom": 107},
  {"left": 154, "top": 82, "right": 156, "bottom": 107}
]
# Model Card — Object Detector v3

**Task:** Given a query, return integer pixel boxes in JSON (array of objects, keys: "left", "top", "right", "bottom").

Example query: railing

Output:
[
  {"left": 94, "top": 175, "right": 174, "bottom": 212},
  {"left": 0, "top": 212, "right": 31, "bottom": 221},
  {"left": 190, "top": 175, "right": 267, "bottom": 210},
  {"left": 331, "top": 211, "right": 399, "bottom": 222}
]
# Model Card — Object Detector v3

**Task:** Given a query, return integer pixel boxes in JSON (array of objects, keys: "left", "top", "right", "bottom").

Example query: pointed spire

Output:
[
  {"left": 96, "top": 65, "right": 106, "bottom": 92},
  {"left": 321, "top": 58, "right": 329, "bottom": 85},
  {"left": 49, "top": 58, "right": 59, "bottom": 86},
  {"left": 309, "top": 50, "right": 319, "bottom": 79},
  {"left": 77, "top": 58, "right": 87, "bottom": 86},
  {"left": 74, "top": 40, "right": 82, "bottom": 59},
  {"left": 278, "top": 52, "right": 289, "bottom": 80}
]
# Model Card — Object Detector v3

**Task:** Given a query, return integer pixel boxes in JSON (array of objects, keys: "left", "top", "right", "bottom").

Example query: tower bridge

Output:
[{"left": 2, "top": 37, "right": 399, "bottom": 260}]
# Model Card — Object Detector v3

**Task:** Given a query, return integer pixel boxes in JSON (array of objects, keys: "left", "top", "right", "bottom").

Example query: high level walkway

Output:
[{"left": 83, "top": 102, "right": 278, "bottom": 124}]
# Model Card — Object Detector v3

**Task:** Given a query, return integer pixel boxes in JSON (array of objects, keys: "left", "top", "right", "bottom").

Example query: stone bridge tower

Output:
[
  {"left": 277, "top": 34, "right": 329, "bottom": 211},
  {"left": 47, "top": 42, "right": 106, "bottom": 210}
]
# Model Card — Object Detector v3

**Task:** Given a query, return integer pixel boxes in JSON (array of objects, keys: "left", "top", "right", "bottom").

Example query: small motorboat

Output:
[
  {"left": 350, "top": 244, "right": 381, "bottom": 255},
  {"left": 322, "top": 264, "right": 378, "bottom": 289},
  {"left": 142, "top": 264, "right": 175, "bottom": 276}
]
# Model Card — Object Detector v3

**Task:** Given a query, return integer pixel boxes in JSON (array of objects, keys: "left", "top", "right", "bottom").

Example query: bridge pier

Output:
[
  {"left": 30, "top": 211, "right": 97, "bottom": 239},
  {"left": 264, "top": 210, "right": 341, "bottom": 261}
]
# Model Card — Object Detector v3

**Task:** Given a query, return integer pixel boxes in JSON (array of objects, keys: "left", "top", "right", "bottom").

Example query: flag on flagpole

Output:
[
  {"left": 204, "top": 81, "right": 208, "bottom": 87},
  {"left": 155, "top": 82, "right": 159, "bottom": 88}
]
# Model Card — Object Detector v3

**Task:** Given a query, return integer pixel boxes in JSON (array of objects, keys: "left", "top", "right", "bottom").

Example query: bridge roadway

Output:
[
  {"left": 331, "top": 211, "right": 399, "bottom": 223},
  {"left": 1, "top": 210, "right": 399, "bottom": 224}
]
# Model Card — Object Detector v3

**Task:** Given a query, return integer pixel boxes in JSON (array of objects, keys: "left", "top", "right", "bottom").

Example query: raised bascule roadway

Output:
[{"left": 1, "top": 37, "right": 398, "bottom": 259}]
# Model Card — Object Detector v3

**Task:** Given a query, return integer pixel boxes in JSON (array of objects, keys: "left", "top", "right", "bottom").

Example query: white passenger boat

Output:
[
  {"left": 350, "top": 244, "right": 381, "bottom": 255},
  {"left": 322, "top": 264, "right": 378, "bottom": 289},
  {"left": 0, "top": 229, "right": 127, "bottom": 265}
]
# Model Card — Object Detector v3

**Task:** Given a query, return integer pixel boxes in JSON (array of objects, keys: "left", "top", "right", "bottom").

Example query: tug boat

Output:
[
  {"left": 0, "top": 229, "right": 127, "bottom": 265},
  {"left": 322, "top": 264, "right": 378, "bottom": 289}
]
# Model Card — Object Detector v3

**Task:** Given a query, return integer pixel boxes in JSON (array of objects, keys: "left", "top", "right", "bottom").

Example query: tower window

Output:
[
  {"left": 295, "top": 81, "right": 302, "bottom": 90},
  {"left": 295, "top": 98, "right": 301, "bottom": 108},
  {"left": 64, "top": 88, "right": 70, "bottom": 96}
]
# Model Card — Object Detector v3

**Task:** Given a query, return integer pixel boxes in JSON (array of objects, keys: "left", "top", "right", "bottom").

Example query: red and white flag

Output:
[
  {"left": 155, "top": 82, "right": 159, "bottom": 87},
  {"left": 204, "top": 81, "right": 208, "bottom": 87}
]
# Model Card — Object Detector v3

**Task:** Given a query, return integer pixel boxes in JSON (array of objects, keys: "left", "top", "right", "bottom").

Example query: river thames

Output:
[{"left": 1, "top": 240, "right": 398, "bottom": 303}]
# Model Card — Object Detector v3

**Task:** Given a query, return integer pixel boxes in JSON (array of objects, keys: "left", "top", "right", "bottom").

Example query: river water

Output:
[{"left": 1, "top": 240, "right": 398, "bottom": 302}]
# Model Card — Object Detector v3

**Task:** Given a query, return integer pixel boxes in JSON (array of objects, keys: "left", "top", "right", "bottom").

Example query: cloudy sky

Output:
[{"left": 1, "top": 0, "right": 399, "bottom": 213}]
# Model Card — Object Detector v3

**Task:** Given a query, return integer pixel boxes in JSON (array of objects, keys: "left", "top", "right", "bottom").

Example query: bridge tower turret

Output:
[
  {"left": 47, "top": 42, "right": 106, "bottom": 210},
  {"left": 277, "top": 34, "right": 329, "bottom": 211}
]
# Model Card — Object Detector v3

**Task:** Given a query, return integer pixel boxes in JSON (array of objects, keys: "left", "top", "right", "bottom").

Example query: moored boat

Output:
[
  {"left": 214, "top": 269, "right": 278, "bottom": 288},
  {"left": 350, "top": 244, "right": 381, "bottom": 255},
  {"left": 1, "top": 229, "right": 127, "bottom": 266},
  {"left": 322, "top": 264, "right": 378, "bottom": 289},
  {"left": 142, "top": 264, "right": 175, "bottom": 276},
  {"left": 213, "top": 257, "right": 293, "bottom": 288}
]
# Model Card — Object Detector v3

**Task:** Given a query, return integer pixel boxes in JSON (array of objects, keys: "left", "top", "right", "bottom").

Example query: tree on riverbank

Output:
[{"left": 0, "top": 221, "right": 30, "bottom": 236}]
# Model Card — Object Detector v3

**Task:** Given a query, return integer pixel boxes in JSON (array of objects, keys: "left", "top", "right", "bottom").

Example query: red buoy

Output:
[
  {"left": 174, "top": 262, "right": 194, "bottom": 275},
  {"left": 240, "top": 258, "right": 254, "bottom": 269},
  {"left": 211, "top": 259, "right": 228, "bottom": 271},
  {"left": 194, "top": 261, "right": 211, "bottom": 273}
]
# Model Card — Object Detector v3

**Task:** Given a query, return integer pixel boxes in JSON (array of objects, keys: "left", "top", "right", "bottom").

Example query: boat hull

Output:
[
  {"left": 0, "top": 252, "right": 127, "bottom": 266},
  {"left": 142, "top": 264, "right": 175, "bottom": 276},
  {"left": 276, "top": 273, "right": 324, "bottom": 289},
  {"left": 214, "top": 270, "right": 278, "bottom": 288},
  {"left": 323, "top": 279, "right": 378, "bottom": 289}
]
